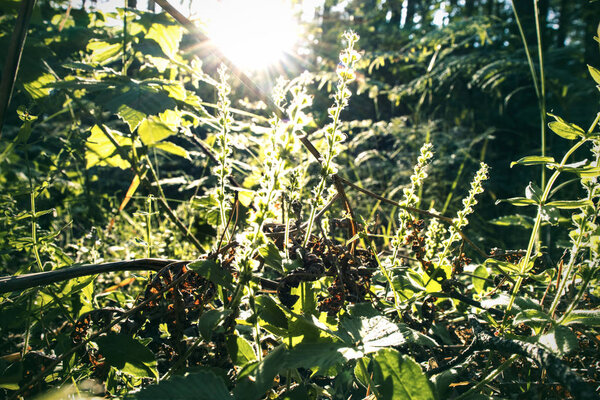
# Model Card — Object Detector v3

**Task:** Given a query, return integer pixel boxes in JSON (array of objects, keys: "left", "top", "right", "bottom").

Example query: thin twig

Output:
[{"left": 337, "top": 175, "right": 489, "bottom": 258}]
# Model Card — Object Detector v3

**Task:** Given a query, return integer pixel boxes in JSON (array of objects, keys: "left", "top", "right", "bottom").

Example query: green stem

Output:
[
  {"left": 454, "top": 354, "right": 518, "bottom": 400},
  {"left": 357, "top": 357, "right": 380, "bottom": 399},
  {"left": 533, "top": 0, "right": 547, "bottom": 190},
  {"left": 505, "top": 138, "right": 588, "bottom": 316}
]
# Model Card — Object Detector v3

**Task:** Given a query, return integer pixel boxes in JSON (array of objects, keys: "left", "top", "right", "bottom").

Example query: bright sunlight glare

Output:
[{"left": 202, "top": 0, "right": 300, "bottom": 70}]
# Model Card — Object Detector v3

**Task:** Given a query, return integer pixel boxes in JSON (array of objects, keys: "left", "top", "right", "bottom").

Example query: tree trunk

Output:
[
  {"left": 583, "top": 2, "right": 600, "bottom": 66},
  {"left": 404, "top": 0, "right": 416, "bottom": 30},
  {"left": 556, "top": 0, "right": 569, "bottom": 48}
]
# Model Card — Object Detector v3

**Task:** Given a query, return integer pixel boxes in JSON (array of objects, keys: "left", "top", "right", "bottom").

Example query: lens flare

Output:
[{"left": 203, "top": 0, "right": 299, "bottom": 70}]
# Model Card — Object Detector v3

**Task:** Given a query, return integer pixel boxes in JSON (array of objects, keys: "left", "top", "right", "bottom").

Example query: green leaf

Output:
[
  {"left": 94, "top": 333, "right": 158, "bottom": 379},
  {"left": 489, "top": 214, "right": 534, "bottom": 229},
  {"left": 525, "top": 181, "right": 542, "bottom": 202},
  {"left": 588, "top": 64, "right": 600, "bottom": 85},
  {"left": 226, "top": 335, "right": 257, "bottom": 367},
  {"left": 132, "top": 371, "right": 233, "bottom": 400},
  {"left": 233, "top": 345, "right": 286, "bottom": 400},
  {"left": 513, "top": 309, "right": 551, "bottom": 326},
  {"left": 338, "top": 315, "right": 437, "bottom": 354},
  {"left": 198, "top": 309, "right": 232, "bottom": 340},
  {"left": 146, "top": 22, "right": 183, "bottom": 59},
  {"left": 22, "top": 73, "right": 55, "bottom": 99},
  {"left": 154, "top": 141, "right": 189, "bottom": 158},
  {"left": 258, "top": 242, "right": 283, "bottom": 272},
  {"left": 537, "top": 325, "right": 578, "bottom": 356},
  {"left": 545, "top": 199, "right": 594, "bottom": 209},
  {"left": 548, "top": 113, "right": 586, "bottom": 140},
  {"left": 495, "top": 197, "right": 537, "bottom": 207},
  {"left": 256, "top": 295, "right": 289, "bottom": 330},
  {"left": 472, "top": 264, "right": 489, "bottom": 294},
  {"left": 560, "top": 165, "right": 600, "bottom": 177},
  {"left": 87, "top": 40, "right": 122, "bottom": 64},
  {"left": 510, "top": 156, "right": 555, "bottom": 168},
  {"left": 138, "top": 118, "right": 175, "bottom": 145},
  {"left": 561, "top": 309, "right": 600, "bottom": 327},
  {"left": 371, "top": 348, "right": 436, "bottom": 400},
  {"left": 187, "top": 259, "right": 233, "bottom": 290},
  {"left": 86, "top": 124, "right": 132, "bottom": 169}
]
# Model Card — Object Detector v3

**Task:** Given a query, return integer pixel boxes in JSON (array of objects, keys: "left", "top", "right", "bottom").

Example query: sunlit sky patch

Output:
[
  {"left": 199, "top": 0, "right": 300, "bottom": 70},
  {"left": 87, "top": 0, "right": 306, "bottom": 71}
]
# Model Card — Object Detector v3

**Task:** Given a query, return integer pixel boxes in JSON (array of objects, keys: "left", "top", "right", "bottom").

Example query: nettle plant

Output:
[{"left": 1, "top": 4, "right": 600, "bottom": 400}]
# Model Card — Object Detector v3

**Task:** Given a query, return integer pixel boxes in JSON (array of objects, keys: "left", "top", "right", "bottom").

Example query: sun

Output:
[{"left": 202, "top": 0, "right": 300, "bottom": 71}]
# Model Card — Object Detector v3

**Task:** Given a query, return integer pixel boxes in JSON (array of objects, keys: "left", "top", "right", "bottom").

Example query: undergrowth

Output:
[{"left": 0, "top": 3, "right": 599, "bottom": 400}]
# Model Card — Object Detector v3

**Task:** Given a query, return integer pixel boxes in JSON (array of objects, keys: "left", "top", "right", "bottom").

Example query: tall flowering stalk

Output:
[
  {"left": 424, "top": 208, "right": 447, "bottom": 260},
  {"left": 227, "top": 77, "right": 311, "bottom": 317},
  {"left": 303, "top": 30, "right": 360, "bottom": 246},
  {"left": 390, "top": 142, "right": 434, "bottom": 265},
  {"left": 214, "top": 65, "right": 233, "bottom": 242},
  {"left": 438, "top": 162, "right": 489, "bottom": 267}
]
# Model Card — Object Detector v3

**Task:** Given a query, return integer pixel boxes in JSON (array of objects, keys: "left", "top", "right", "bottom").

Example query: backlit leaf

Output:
[{"left": 548, "top": 114, "right": 585, "bottom": 140}]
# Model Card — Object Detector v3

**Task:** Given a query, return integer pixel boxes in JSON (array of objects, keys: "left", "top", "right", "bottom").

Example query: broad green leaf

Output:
[
  {"left": 588, "top": 64, "right": 600, "bottom": 85},
  {"left": 147, "top": 22, "right": 183, "bottom": 59},
  {"left": 480, "top": 294, "right": 541, "bottom": 313},
  {"left": 488, "top": 214, "right": 534, "bottom": 229},
  {"left": 561, "top": 309, "right": 600, "bottom": 326},
  {"left": 138, "top": 118, "right": 175, "bottom": 145},
  {"left": 188, "top": 259, "right": 233, "bottom": 290},
  {"left": 510, "top": 156, "right": 555, "bottom": 168},
  {"left": 22, "top": 73, "right": 55, "bottom": 99},
  {"left": 154, "top": 141, "right": 189, "bottom": 159},
  {"left": 234, "top": 345, "right": 286, "bottom": 400},
  {"left": 94, "top": 333, "right": 158, "bottom": 379},
  {"left": 87, "top": 40, "right": 122, "bottom": 64},
  {"left": 132, "top": 371, "right": 233, "bottom": 400},
  {"left": 226, "top": 335, "right": 257, "bottom": 367},
  {"left": 513, "top": 309, "right": 551, "bottom": 326},
  {"left": 86, "top": 124, "right": 132, "bottom": 169},
  {"left": 235, "top": 343, "right": 361, "bottom": 400},
  {"left": 256, "top": 295, "right": 288, "bottom": 330},
  {"left": 258, "top": 242, "right": 283, "bottom": 272},
  {"left": 495, "top": 197, "right": 537, "bottom": 207},
  {"left": 525, "top": 182, "right": 542, "bottom": 202},
  {"left": 537, "top": 326, "right": 577, "bottom": 356},
  {"left": 371, "top": 348, "right": 435, "bottom": 400},
  {"left": 471, "top": 264, "right": 489, "bottom": 294},
  {"left": 545, "top": 199, "right": 594, "bottom": 209},
  {"left": 339, "top": 315, "right": 437, "bottom": 354},
  {"left": 548, "top": 113, "right": 585, "bottom": 140},
  {"left": 198, "top": 309, "right": 232, "bottom": 340}
]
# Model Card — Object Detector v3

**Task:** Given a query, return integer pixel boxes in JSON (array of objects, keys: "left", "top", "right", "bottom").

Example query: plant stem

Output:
[
  {"left": 532, "top": 0, "right": 547, "bottom": 188},
  {"left": 454, "top": 354, "right": 518, "bottom": 400},
  {"left": 505, "top": 138, "right": 588, "bottom": 316}
]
